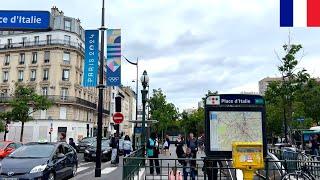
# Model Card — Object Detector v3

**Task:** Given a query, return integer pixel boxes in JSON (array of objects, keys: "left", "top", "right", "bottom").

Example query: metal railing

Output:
[
  {"left": 0, "top": 39, "right": 84, "bottom": 53},
  {"left": 123, "top": 146, "right": 145, "bottom": 180}
]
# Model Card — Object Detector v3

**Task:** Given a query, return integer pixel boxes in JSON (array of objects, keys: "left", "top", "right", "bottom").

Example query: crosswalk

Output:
[{"left": 76, "top": 161, "right": 117, "bottom": 175}]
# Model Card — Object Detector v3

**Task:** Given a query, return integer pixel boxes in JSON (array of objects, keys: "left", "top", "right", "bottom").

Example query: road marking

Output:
[
  {"left": 101, "top": 167, "right": 117, "bottom": 174},
  {"left": 77, "top": 166, "right": 90, "bottom": 173},
  {"left": 79, "top": 162, "right": 93, "bottom": 167},
  {"left": 225, "top": 160, "right": 234, "bottom": 180}
]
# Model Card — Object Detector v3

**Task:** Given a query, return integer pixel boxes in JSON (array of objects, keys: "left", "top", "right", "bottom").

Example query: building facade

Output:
[
  {"left": 258, "top": 77, "right": 282, "bottom": 95},
  {"left": 0, "top": 7, "right": 110, "bottom": 143}
]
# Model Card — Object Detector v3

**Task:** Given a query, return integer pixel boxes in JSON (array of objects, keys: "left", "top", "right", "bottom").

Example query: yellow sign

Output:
[{"left": 232, "top": 142, "right": 264, "bottom": 180}]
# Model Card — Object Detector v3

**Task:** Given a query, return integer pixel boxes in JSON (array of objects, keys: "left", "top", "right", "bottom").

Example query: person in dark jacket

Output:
[
  {"left": 68, "top": 138, "right": 76, "bottom": 149},
  {"left": 176, "top": 135, "right": 185, "bottom": 165},
  {"left": 186, "top": 133, "right": 198, "bottom": 158},
  {"left": 182, "top": 148, "right": 196, "bottom": 180},
  {"left": 110, "top": 133, "right": 119, "bottom": 165},
  {"left": 147, "top": 132, "right": 160, "bottom": 175}
]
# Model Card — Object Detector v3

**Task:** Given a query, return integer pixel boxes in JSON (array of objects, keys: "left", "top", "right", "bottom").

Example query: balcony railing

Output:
[{"left": 0, "top": 39, "right": 84, "bottom": 53}]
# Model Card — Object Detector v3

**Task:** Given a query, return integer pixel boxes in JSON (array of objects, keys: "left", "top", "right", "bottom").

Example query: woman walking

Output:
[{"left": 123, "top": 135, "right": 133, "bottom": 156}]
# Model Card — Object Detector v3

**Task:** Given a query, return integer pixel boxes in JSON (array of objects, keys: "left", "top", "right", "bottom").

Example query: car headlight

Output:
[
  {"left": 85, "top": 150, "right": 89, "bottom": 153},
  {"left": 30, "top": 164, "right": 47, "bottom": 173}
]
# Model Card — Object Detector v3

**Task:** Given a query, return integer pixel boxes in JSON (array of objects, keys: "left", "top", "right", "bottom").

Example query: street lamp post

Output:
[
  {"left": 140, "top": 70, "right": 149, "bottom": 149},
  {"left": 123, "top": 56, "right": 138, "bottom": 150},
  {"left": 95, "top": 0, "right": 106, "bottom": 177}
]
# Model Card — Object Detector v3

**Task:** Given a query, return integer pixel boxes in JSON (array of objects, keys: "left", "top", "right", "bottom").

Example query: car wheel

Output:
[
  {"left": 71, "top": 164, "right": 77, "bottom": 177},
  {"left": 48, "top": 172, "right": 55, "bottom": 180}
]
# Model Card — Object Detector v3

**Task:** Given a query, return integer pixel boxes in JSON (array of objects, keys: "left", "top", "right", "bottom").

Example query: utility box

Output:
[{"left": 232, "top": 142, "right": 264, "bottom": 180}]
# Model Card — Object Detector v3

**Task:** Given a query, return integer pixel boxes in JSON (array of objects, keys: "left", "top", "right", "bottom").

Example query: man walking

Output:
[{"left": 186, "top": 133, "right": 198, "bottom": 158}]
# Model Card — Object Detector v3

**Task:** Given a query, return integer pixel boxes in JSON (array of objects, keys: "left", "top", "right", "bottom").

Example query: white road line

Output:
[
  {"left": 78, "top": 162, "right": 93, "bottom": 167},
  {"left": 77, "top": 166, "right": 90, "bottom": 173},
  {"left": 101, "top": 167, "right": 117, "bottom": 175},
  {"left": 225, "top": 160, "right": 234, "bottom": 180}
]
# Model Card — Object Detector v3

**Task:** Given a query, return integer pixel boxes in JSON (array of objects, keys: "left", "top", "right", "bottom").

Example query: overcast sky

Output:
[{"left": 2, "top": 0, "right": 320, "bottom": 110}]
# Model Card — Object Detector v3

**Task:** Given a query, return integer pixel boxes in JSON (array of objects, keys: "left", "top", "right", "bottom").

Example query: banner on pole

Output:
[
  {"left": 106, "top": 29, "right": 121, "bottom": 86},
  {"left": 83, "top": 30, "right": 99, "bottom": 87}
]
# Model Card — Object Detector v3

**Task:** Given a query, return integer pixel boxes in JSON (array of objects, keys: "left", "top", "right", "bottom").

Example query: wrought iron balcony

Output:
[{"left": 0, "top": 39, "right": 84, "bottom": 53}]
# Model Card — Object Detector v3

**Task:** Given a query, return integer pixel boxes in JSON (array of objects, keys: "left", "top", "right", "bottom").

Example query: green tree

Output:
[
  {"left": 0, "top": 85, "right": 52, "bottom": 142},
  {"left": 149, "top": 89, "right": 179, "bottom": 137}
]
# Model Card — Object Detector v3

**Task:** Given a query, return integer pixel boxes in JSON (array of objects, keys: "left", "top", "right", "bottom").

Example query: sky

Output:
[{"left": 2, "top": 0, "right": 320, "bottom": 110}]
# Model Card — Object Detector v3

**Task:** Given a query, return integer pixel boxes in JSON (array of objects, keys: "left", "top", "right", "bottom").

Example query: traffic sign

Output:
[
  {"left": 0, "top": 11, "right": 51, "bottom": 30},
  {"left": 113, "top": 112, "right": 124, "bottom": 124}
]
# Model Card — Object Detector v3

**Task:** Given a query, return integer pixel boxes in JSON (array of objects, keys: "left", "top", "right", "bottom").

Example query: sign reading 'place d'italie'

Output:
[{"left": 0, "top": 11, "right": 51, "bottom": 30}]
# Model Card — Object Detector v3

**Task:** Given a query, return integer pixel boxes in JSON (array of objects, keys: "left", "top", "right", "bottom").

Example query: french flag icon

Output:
[{"left": 280, "top": 0, "right": 320, "bottom": 27}]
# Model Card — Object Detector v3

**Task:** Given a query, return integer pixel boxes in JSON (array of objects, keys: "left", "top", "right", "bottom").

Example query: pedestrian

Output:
[
  {"left": 163, "top": 134, "right": 171, "bottom": 156},
  {"left": 182, "top": 148, "right": 196, "bottom": 180},
  {"left": 147, "top": 132, "right": 160, "bottom": 175},
  {"left": 311, "top": 134, "right": 319, "bottom": 156},
  {"left": 68, "top": 138, "right": 76, "bottom": 149},
  {"left": 198, "top": 133, "right": 205, "bottom": 154},
  {"left": 123, "top": 135, "right": 133, "bottom": 156},
  {"left": 59, "top": 132, "right": 66, "bottom": 142},
  {"left": 186, "top": 133, "right": 198, "bottom": 158},
  {"left": 176, "top": 135, "right": 185, "bottom": 165},
  {"left": 119, "top": 133, "right": 124, "bottom": 156},
  {"left": 110, "top": 133, "right": 119, "bottom": 165}
]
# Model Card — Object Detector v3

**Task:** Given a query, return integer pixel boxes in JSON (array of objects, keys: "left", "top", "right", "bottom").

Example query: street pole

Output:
[
  {"left": 141, "top": 88, "right": 147, "bottom": 148},
  {"left": 95, "top": 0, "right": 106, "bottom": 177},
  {"left": 282, "top": 75, "right": 288, "bottom": 144}
]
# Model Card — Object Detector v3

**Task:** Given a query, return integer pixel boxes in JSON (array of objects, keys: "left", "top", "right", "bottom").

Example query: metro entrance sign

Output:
[
  {"left": 113, "top": 112, "right": 124, "bottom": 124},
  {"left": 0, "top": 11, "right": 50, "bottom": 30}
]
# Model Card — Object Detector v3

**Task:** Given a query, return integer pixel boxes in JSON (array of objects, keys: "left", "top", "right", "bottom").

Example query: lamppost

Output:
[
  {"left": 140, "top": 70, "right": 149, "bottom": 149},
  {"left": 123, "top": 56, "right": 138, "bottom": 150},
  {"left": 95, "top": 0, "right": 106, "bottom": 177}
]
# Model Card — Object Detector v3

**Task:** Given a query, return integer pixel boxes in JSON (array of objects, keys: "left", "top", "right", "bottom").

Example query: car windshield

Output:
[
  {"left": 0, "top": 142, "right": 6, "bottom": 149},
  {"left": 91, "top": 140, "right": 110, "bottom": 148},
  {"left": 8, "top": 144, "right": 55, "bottom": 158}
]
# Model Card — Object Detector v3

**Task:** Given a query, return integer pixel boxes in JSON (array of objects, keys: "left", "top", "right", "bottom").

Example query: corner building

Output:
[{"left": 0, "top": 7, "right": 110, "bottom": 143}]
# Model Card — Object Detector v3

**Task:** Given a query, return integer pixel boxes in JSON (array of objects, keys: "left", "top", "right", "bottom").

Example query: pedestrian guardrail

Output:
[{"left": 123, "top": 146, "right": 145, "bottom": 180}]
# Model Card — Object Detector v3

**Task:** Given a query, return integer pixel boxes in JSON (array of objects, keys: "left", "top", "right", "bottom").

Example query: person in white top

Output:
[{"left": 123, "top": 135, "right": 133, "bottom": 156}]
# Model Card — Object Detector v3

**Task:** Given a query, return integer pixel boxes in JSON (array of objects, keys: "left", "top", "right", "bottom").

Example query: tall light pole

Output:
[
  {"left": 95, "top": 0, "right": 106, "bottom": 177},
  {"left": 123, "top": 56, "right": 138, "bottom": 150},
  {"left": 140, "top": 70, "right": 149, "bottom": 149}
]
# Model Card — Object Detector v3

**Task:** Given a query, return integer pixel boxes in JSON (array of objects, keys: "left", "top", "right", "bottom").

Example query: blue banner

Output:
[
  {"left": 0, "top": 11, "right": 50, "bottom": 30},
  {"left": 83, "top": 30, "right": 99, "bottom": 87},
  {"left": 106, "top": 29, "right": 121, "bottom": 86}
]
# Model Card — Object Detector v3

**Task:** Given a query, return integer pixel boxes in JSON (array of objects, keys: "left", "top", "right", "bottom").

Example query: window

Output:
[
  {"left": 64, "top": 20, "right": 71, "bottom": 31},
  {"left": 62, "top": 69, "right": 69, "bottom": 81},
  {"left": 32, "top": 52, "right": 37, "bottom": 64},
  {"left": 34, "top": 36, "right": 39, "bottom": 45},
  {"left": 59, "top": 107, "right": 67, "bottom": 119},
  {"left": 46, "top": 35, "right": 51, "bottom": 45},
  {"left": 3, "top": 71, "right": 8, "bottom": 82},
  {"left": 18, "top": 70, "right": 24, "bottom": 82},
  {"left": 30, "top": 70, "right": 36, "bottom": 81},
  {"left": 22, "top": 37, "right": 27, "bottom": 46},
  {"left": 64, "top": 35, "right": 71, "bottom": 45},
  {"left": 4, "top": 54, "right": 10, "bottom": 66},
  {"left": 43, "top": 69, "right": 49, "bottom": 80},
  {"left": 60, "top": 88, "right": 68, "bottom": 100},
  {"left": 41, "top": 87, "right": 48, "bottom": 96},
  {"left": 44, "top": 51, "right": 50, "bottom": 63},
  {"left": 19, "top": 53, "right": 25, "bottom": 65},
  {"left": 63, "top": 52, "right": 70, "bottom": 64}
]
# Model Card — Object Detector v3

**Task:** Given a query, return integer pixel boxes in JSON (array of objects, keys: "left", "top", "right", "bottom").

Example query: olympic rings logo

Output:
[{"left": 108, "top": 77, "right": 119, "bottom": 82}]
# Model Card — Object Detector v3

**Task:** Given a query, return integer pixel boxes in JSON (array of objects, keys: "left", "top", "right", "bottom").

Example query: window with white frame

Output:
[
  {"left": 62, "top": 69, "right": 69, "bottom": 81},
  {"left": 60, "top": 88, "right": 68, "bottom": 100},
  {"left": 43, "top": 69, "right": 49, "bottom": 80},
  {"left": 3, "top": 71, "right": 8, "bottom": 82},
  {"left": 19, "top": 53, "right": 25, "bottom": 64},
  {"left": 64, "top": 35, "right": 71, "bottom": 45},
  {"left": 64, "top": 20, "right": 71, "bottom": 31},
  {"left": 34, "top": 36, "right": 39, "bottom": 45},
  {"left": 30, "top": 70, "right": 36, "bottom": 81},
  {"left": 4, "top": 54, "right": 10, "bottom": 66},
  {"left": 59, "top": 107, "right": 67, "bottom": 119},
  {"left": 41, "top": 87, "right": 48, "bottom": 96},
  {"left": 18, "top": 70, "right": 24, "bottom": 81},
  {"left": 44, "top": 51, "right": 50, "bottom": 63},
  {"left": 63, "top": 52, "right": 70, "bottom": 64},
  {"left": 32, "top": 52, "right": 37, "bottom": 64}
]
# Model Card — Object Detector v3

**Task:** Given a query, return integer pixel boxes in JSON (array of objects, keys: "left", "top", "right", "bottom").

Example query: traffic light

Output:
[{"left": 115, "top": 96, "right": 121, "bottom": 112}]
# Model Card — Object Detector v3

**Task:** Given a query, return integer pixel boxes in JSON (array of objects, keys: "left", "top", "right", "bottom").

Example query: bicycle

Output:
[{"left": 281, "top": 150, "right": 315, "bottom": 180}]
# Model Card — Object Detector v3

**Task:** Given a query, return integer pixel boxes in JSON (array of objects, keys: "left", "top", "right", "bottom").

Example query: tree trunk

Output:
[{"left": 20, "top": 121, "right": 24, "bottom": 142}]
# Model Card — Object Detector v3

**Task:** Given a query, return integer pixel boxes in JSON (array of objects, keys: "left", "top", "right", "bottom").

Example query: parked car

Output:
[
  {"left": 84, "top": 138, "right": 112, "bottom": 162},
  {"left": 0, "top": 141, "right": 78, "bottom": 180},
  {"left": 76, "top": 137, "right": 96, "bottom": 153},
  {"left": 0, "top": 141, "right": 23, "bottom": 159}
]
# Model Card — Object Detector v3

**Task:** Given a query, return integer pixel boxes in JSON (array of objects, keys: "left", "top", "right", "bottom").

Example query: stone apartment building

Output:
[{"left": 0, "top": 7, "right": 111, "bottom": 143}]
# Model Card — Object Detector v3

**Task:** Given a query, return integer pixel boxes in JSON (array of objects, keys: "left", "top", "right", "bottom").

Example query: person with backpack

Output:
[{"left": 147, "top": 132, "right": 160, "bottom": 175}]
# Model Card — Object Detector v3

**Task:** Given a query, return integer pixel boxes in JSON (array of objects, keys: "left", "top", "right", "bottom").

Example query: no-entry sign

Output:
[{"left": 113, "top": 112, "right": 124, "bottom": 124}]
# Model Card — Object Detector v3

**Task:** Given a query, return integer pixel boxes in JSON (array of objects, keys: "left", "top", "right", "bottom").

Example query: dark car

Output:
[
  {"left": 0, "top": 141, "right": 78, "bottom": 180},
  {"left": 84, "top": 138, "right": 112, "bottom": 162},
  {"left": 76, "top": 137, "right": 96, "bottom": 153},
  {"left": 0, "top": 141, "right": 23, "bottom": 159}
]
